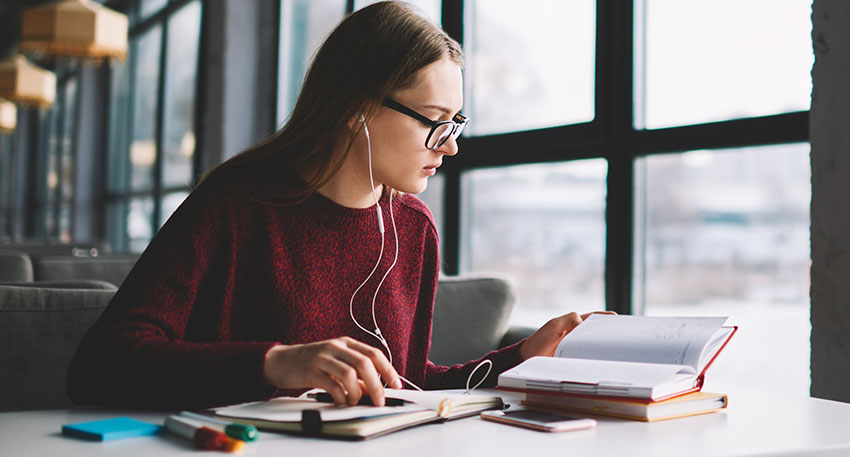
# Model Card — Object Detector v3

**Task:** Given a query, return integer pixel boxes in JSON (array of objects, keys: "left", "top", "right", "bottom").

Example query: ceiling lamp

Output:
[
  {"left": 0, "top": 99, "right": 16, "bottom": 133},
  {"left": 20, "top": 0, "right": 128, "bottom": 62},
  {"left": 0, "top": 55, "right": 56, "bottom": 107}
]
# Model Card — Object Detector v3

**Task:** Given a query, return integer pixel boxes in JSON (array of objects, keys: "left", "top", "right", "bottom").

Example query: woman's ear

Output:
[
  {"left": 347, "top": 102, "right": 378, "bottom": 129},
  {"left": 347, "top": 112, "right": 366, "bottom": 130}
]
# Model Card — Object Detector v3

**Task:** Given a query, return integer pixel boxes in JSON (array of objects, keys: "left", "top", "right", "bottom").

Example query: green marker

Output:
[{"left": 178, "top": 411, "right": 258, "bottom": 442}]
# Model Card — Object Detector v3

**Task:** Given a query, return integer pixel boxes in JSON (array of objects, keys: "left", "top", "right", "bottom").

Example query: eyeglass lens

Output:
[{"left": 426, "top": 121, "right": 466, "bottom": 150}]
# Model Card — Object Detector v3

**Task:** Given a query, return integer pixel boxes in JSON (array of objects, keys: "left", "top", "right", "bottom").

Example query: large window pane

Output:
[
  {"left": 130, "top": 27, "right": 162, "bottom": 191},
  {"left": 108, "top": 58, "right": 132, "bottom": 193},
  {"left": 139, "top": 0, "right": 168, "bottom": 21},
  {"left": 40, "top": 106, "right": 60, "bottom": 238},
  {"left": 465, "top": 0, "right": 595, "bottom": 135},
  {"left": 462, "top": 160, "right": 607, "bottom": 327},
  {"left": 159, "top": 191, "right": 189, "bottom": 228},
  {"left": 107, "top": 198, "right": 155, "bottom": 254},
  {"left": 637, "top": 0, "right": 813, "bottom": 129},
  {"left": 60, "top": 79, "right": 77, "bottom": 203},
  {"left": 277, "top": 0, "right": 345, "bottom": 124},
  {"left": 162, "top": 0, "right": 201, "bottom": 188},
  {"left": 636, "top": 143, "right": 811, "bottom": 395},
  {"left": 106, "top": 200, "right": 128, "bottom": 252},
  {"left": 128, "top": 197, "right": 155, "bottom": 253}
]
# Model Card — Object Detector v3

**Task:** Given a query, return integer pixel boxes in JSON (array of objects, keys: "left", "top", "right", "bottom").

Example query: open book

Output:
[
  {"left": 498, "top": 315, "right": 736, "bottom": 401},
  {"left": 212, "top": 389, "right": 503, "bottom": 440}
]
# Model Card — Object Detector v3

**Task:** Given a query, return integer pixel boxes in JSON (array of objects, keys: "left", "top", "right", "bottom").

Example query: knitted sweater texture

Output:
[{"left": 67, "top": 173, "right": 522, "bottom": 409}]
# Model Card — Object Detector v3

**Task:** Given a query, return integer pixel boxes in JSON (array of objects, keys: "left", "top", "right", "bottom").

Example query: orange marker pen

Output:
[{"left": 164, "top": 415, "right": 244, "bottom": 452}]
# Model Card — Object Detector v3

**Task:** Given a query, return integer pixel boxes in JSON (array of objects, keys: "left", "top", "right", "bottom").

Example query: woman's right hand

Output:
[{"left": 262, "top": 337, "right": 402, "bottom": 407}]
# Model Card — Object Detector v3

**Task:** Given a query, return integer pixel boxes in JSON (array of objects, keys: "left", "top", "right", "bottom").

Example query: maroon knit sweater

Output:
[{"left": 67, "top": 172, "right": 522, "bottom": 410}]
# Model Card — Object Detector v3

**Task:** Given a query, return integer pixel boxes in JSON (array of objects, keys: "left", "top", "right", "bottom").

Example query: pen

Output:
[
  {"left": 178, "top": 411, "right": 258, "bottom": 442},
  {"left": 164, "top": 415, "right": 244, "bottom": 452}
]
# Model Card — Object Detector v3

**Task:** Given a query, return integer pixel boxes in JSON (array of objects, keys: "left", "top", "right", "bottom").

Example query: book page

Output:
[
  {"left": 554, "top": 315, "right": 728, "bottom": 369},
  {"left": 215, "top": 397, "right": 426, "bottom": 423},
  {"left": 499, "top": 357, "right": 696, "bottom": 391}
]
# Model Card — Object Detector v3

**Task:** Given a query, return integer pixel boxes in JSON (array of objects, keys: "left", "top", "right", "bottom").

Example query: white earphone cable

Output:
[
  {"left": 348, "top": 121, "right": 387, "bottom": 346},
  {"left": 349, "top": 118, "right": 483, "bottom": 394}
]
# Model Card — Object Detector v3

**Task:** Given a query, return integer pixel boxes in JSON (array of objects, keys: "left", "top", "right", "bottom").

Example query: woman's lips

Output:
[{"left": 424, "top": 163, "right": 440, "bottom": 176}]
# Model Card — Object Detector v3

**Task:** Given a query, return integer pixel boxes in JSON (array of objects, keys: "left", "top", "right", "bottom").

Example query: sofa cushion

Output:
[
  {"left": 429, "top": 276, "right": 517, "bottom": 366},
  {"left": 31, "top": 255, "right": 138, "bottom": 288},
  {"left": 0, "top": 285, "right": 115, "bottom": 411},
  {"left": 0, "top": 250, "right": 34, "bottom": 282}
]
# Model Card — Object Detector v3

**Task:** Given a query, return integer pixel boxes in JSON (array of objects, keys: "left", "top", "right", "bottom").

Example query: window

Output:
[
  {"left": 464, "top": 0, "right": 596, "bottom": 135},
  {"left": 277, "top": 0, "right": 443, "bottom": 125},
  {"left": 277, "top": 0, "right": 346, "bottom": 124},
  {"left": 105, "top": 0, "right": 202, "bottom": 252},
  {"left": 267, "top": 0, "right": 811, "bottom": 395},
  {"left": 636, "top": 144, "right": 811, "bottom": 394},
  {"left": 34, "top": 74, "right": 78, "bottom": 242},
  {"left": 462, "top": 160, "right": 608, "bottom": 327},
  {"left": 636, "top": 0, "right": 813, "bottom": 129}
]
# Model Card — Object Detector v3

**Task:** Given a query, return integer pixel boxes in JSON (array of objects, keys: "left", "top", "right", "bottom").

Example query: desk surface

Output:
[{"left": 3, "top": 388, "right": 850, "bottom": 457}]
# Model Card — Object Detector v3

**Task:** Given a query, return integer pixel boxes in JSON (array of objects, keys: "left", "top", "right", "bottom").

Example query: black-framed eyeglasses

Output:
[{"left": 381, "top": 98, "right": 468, "bottom": 150}]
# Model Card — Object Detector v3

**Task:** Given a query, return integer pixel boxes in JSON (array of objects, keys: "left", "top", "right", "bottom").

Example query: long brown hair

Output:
[{"left": 200, "top": 1, "right": 463, "bottom": 203}]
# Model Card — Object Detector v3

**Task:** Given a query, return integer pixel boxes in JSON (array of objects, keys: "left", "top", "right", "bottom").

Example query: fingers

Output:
[
  {"left": 337, "top": 337, "right": 403, "bottom": 406},
  {"left": 580, "top": 310, "right": 617, "bottom": 320},
  {"left": 263, "top": 338, "right": 402, "bottom": 407},
  {"left": 344, "top": 338, "right": 403, "bottom": 389},
  {"left": 318, "top": 350, "right": 366, "bottom": 406},
  {"left": 328, "top": 341, "right": 385, "bottom": 406},
  {"left": 548, "top": 312, "right": 584, "bottom": 337}
]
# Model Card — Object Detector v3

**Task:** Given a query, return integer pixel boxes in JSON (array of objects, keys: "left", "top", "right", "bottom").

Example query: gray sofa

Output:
[{"left": 0, "top": 249, "right": 533, "bottom": 412}]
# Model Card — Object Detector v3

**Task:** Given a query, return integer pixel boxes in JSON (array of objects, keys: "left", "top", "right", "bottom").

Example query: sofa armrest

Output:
[
  {"left": 429, "top": 276, "right": 517, "bottom": 366},
  {"left": 0, "top": 250, "right": 34, "bottom": 282},
  {"left": 0, "top": 285, "right": 115, "bottom": 412}
]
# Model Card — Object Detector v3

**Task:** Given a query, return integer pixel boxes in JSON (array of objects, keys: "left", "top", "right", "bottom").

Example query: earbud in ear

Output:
[{"left": 358, "top": 114, "right": 366, "bottom": 123}]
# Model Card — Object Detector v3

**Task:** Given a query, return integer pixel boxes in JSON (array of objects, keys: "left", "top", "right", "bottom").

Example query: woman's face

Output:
[{"left": 364, "top": 56, "right": 464, "bottom": 194}]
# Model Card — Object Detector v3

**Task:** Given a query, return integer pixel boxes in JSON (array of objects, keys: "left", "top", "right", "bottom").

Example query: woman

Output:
[{"left": 67, "top": 1, "right": 598, "bottom": 410}]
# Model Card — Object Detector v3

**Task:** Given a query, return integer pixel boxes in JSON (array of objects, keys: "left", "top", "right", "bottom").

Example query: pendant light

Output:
[
  {"left": 0, "top": 55, "right": 56, "bottom": 107},
  {"left": 0, "top": 99, "right": 16, "bottom": 133},
  {"left": 20, "top": 0, "right": 128, "bottom": 62}
]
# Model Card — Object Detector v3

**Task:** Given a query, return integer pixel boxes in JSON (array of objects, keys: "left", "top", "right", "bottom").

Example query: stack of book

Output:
[{"left": 497, "top": 314, "right": 736, "bottom": 422}]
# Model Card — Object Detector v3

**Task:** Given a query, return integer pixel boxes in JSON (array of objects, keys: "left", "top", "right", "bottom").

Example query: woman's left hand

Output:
[{"left": 519, "top": 311, "right": 616, "bottom": 361}]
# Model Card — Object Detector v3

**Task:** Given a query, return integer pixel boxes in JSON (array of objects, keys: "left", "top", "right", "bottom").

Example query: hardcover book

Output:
[
  {"left": 498, "top": 315, "right": 736, "bottom": 401},
  {"left": 524, "top": 390, "right": 728, "bottom": 422}
]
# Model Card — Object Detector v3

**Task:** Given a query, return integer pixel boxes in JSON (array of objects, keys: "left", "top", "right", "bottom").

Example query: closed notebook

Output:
[
  {"left": 524, "top": 391, "right": 728, "bottom": 422},
  {"left": 62, "top": 417, "right": 163, "bottom": 441}
]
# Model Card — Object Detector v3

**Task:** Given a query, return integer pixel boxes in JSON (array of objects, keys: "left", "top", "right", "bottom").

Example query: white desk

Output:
[{"left": 3, "top": 388, "right": 850, "bottom": 457}]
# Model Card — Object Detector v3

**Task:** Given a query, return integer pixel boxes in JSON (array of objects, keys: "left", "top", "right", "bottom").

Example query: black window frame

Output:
[{"left": 437, "top": 0, "right": 808, "bottom": 315}]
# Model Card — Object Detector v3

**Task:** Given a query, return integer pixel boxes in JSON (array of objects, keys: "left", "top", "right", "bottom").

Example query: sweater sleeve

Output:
[{"left": 67, "top": 182, "right": 277, "bottom": 410}]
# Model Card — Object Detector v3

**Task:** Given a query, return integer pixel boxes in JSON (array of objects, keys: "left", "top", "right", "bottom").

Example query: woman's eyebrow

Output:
[{"left": 421, "top": 104, "right": 461, "bottom": 116}]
